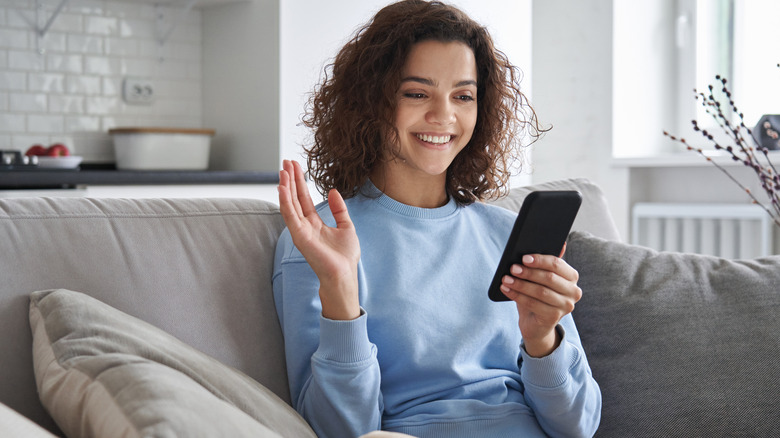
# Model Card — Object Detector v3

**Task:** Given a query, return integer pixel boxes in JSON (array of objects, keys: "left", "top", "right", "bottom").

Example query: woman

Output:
[{"left": 273, "top": 1, "right": 602, "bottom": 437}]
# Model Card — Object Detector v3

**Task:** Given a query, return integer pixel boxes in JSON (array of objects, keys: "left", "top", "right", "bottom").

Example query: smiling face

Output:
[{"left": 373, "top": 40, "right": 478, "bottom": 207}]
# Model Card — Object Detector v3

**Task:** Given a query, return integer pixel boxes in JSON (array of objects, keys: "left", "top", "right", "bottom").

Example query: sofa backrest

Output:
[
  {"left": 0, "top": 197, "right": 287, "bottom": 433},
  {"left": 0, "top": 177, "right": 620, "bottom": 433},
  {"left": 488, "top": 177, "right": 622, "bottom": 242}
]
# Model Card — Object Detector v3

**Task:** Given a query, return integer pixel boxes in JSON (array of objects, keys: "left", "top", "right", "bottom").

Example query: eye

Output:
[
  {"left": 455, "top": 95, "right": 475, "bottom": 102},
  {"left": 403, "top": 92, "right": 427, "bottom": 99}
]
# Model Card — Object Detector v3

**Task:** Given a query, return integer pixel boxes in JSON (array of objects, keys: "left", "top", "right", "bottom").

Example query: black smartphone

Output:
[{"left": 488, "top": 190, "right": 582, "bottom": 302}]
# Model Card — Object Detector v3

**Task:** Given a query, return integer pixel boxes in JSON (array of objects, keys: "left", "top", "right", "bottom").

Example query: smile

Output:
[{"left": 416, "top": 134, "right": 453, "bottom": 145}]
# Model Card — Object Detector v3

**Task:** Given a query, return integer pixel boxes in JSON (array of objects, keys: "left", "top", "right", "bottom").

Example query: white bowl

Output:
[
  {"left": 109, "top": 127, "right": 215, "bottom": 170},
  {"left": 36, "top": 156, "right": 83, "bottom": 169}
]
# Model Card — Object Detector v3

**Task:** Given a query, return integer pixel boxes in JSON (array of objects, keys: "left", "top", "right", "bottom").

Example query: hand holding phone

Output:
[{"left": 488, "top": 191, "right": 582, "bottom": 302}]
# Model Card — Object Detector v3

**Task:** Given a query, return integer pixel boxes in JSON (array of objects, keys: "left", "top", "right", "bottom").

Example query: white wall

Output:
[
  {"left": 202, "top": 0, "right": 279, "bottom": 172},
  {"left": 0, "top": 0, "right": 204, "bottom": 163},
  {"left": 530, "top": 0, "right": 631, "bottom": 239},
  {"left": 279, "top": 0, "right": 532, "bottom": 191}
]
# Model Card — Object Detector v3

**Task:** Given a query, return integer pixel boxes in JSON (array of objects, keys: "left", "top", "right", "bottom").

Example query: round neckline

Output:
[{"left": 360, "top": 180, "right": 459, "bottom": 219}]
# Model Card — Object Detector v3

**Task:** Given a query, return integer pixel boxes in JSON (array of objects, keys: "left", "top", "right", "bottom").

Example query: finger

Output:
[
  {"left": 278, "top": 167, "right": 303, "bottom": 229},
  {"left": 283, "top": 160, "right": 304, "bottom": 218},
  {"left": 292, "top": 160, "right": 318, "bottom": 217},
  {"left": 327, "top": 189, "right": 354, "bottom": 230},
  {"left": 501, "top": 274, "right": 569, "bottom": 309},
  {"left": 522, "top": 254, "right": 579, "bottom": 283}
]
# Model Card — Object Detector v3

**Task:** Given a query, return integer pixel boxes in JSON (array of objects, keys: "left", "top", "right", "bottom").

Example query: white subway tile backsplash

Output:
[
  {"left": 0, "top": 71, "right": 26, "bottom": 90},
  {"left": 28, "top": 72, "right": 65, "bottom": 93},
  {"left": 46, "top": 53, "right": 83, "bottom": 73},
  {"left": 9, "top": 92, "right": 46, "bottom": 112},
  {"left": 47, "top": 13, "right": 83, "bottom": 33},
  {"left": 9, "top": 50, "right": 44, "bottom": 70},
  {"left": 84, "top": 56, "right": 119, "bottom": 75},
  {"left": 65, "top": 115, "right": 100, "bottom": 132},
  {"left": 50, "top": 95, "right": 85, "bottom": 113},
  {"left": 1, "top": 0, "right": 203, "bottom": 162},
  {"left": 67, "top": 34, "right": 103, "bottom": 54},
  {"left": 11, "top": 134, "right": 49, "bottom": 152},
  {"left": 38, "top": 32, "right": 68, "bottom": 53},
  {"left": 66, "top": 75, "right": 101, "bottom": 95},
  {"left": 27, "top": 114, "right": 63, "bottom": 133},
  {"left": 68, "top": 1, "right": 106, "bottom": 16},
  {"left": 85, "top": 16, "right": 118, "bottom": 36},
  {"left": 0, "top": 113, "right": 25, "bottom": 132},
  {"left": 119, "top": 18, "right": 154, "bottom": 39},
  {"left": 85, "top": 96, "right": 119, "bottom": 115},
  {"left": 5, "top": 8, "right": 33, "bottom": 31},
  {"left": 0, "top": 28, "right": 29, "bottom": 49},
  {"left": 122, "top": 57, "right": 156, "bottom": 77},
  {"left": 104, "top": 36, "right": 137, "bottom": 57},
  {"left": 102, "top": 77, "right": 120, "bottom": 96}
]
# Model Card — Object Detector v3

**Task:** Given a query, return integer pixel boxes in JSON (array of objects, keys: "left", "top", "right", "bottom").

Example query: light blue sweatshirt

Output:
[{"left": 272, "top": 183, "right": 601, "bottom": 438}]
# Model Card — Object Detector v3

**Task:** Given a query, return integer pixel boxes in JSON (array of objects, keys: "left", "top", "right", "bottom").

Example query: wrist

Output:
[
  {"left": 319, "top": 275, "right": 360, "bottom": 321},
  {"left": 523, "top": 326, "right": 562, "bottom": 358}
]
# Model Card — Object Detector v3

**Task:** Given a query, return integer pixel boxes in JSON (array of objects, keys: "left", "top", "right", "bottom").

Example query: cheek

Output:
[{"left": 462, "top": 109, "right": 478, "bottom": 139}]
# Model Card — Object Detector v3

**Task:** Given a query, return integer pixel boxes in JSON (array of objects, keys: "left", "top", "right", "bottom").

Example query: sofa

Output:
[{"left": 1, "top": 178, "right": 778, "bottom": 438}]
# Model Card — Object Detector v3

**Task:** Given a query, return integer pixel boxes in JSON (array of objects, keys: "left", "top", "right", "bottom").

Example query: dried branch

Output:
[{"left": 664, "top": 74, "right": 780, "bottom": 228}]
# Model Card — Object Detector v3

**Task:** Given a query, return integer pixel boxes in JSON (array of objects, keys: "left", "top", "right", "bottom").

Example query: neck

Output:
[{"left": 371, "top": 165, "right": 449, "bottom": 208}]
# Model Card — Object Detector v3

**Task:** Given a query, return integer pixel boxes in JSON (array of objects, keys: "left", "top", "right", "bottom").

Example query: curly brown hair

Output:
[{"left": 302, "top": 0, "right": 544, "bottom": 204}]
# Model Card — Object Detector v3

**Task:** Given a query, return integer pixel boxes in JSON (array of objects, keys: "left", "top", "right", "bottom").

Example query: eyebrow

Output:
[{"left": 401, "top": 76, "right": 477, "bottom": 88}]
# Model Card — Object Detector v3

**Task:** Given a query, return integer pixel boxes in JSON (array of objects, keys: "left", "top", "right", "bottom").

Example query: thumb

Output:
[
  {"left": 559, "top": 242, "right": 567, "bottom": 258},
  {"left": 327, "top": 189, "right": 353, "bottom": 229}
]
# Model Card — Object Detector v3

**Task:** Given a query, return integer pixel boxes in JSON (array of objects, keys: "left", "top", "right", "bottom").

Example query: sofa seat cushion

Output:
[
  {"left": 564, "top": 231, "right": 780, "bottom": 437},
  {"left": 30, "top": 288, "right": 316, "bottom": 438}
]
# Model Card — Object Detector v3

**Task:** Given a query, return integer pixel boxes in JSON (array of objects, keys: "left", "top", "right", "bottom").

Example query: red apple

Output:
[
  {"left": 46, "top": 143, "right": 70, "bottom": 157},
  {"left": 25, "top": 144, "right": 48, "bottom": 156}
]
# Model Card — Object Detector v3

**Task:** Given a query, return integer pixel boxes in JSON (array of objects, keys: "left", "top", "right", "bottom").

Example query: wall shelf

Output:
[{"left": 612, "top": 150, "right": 780, "bottom": 168}]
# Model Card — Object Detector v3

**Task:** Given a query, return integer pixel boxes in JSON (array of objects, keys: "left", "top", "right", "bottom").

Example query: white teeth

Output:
[{"left": 417, "top": 134, "right": 452, "bottom": 144}]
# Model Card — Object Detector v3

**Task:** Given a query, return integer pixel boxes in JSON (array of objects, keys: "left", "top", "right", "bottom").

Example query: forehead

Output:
[{"left": 402, "top": 40, "right": 477, "bottom": 83}]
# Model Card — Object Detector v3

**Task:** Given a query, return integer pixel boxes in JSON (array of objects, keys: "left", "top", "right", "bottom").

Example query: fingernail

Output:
[
  {"left": 511, "top": 265, "right": 523, "bottom": 275},
  {"left": 522, "top": 255, "right": 534, "bottom": 264},
  {"left": 500, "top": 285, "right": 509, "bottom": 293},
  {"left": 503, "top": 276, "right": 515, "bottom": 285}
]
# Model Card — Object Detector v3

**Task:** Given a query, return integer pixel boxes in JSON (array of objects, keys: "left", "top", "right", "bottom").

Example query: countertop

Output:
[{"left": 0, "top": 164, "right": 279, "bottom": 190}]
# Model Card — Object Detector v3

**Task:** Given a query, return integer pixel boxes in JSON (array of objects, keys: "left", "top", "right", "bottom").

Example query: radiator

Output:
[{"left": 631, "top": 203, "right": 773, "bottom": 259}]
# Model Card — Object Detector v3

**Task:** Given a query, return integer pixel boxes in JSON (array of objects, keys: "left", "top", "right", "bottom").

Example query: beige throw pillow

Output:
[{"left": 29, "top": 289, "right": 316, "bottom": 438}]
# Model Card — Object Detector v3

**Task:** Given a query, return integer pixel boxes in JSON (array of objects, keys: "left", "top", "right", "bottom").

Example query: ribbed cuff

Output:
[
  {"left": 520, "top": 325, "right": 581, "bottom": 388},
  {"left": 315, "top": 308, "right": 375, "bottom": 364}
]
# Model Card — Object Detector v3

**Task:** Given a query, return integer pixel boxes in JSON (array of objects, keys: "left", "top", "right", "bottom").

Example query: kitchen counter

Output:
[{"left": 0, "top": 165, "right": 279, "bottom": 190}]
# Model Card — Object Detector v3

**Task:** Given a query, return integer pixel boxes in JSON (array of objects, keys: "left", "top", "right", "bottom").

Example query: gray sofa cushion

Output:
[
  {"left": 565, "top": 231, "right": 780, "bottom": 437},
  {"left": 0, "top": 197, "right": 286, "bottom": 433},
  {"left": 29, "top": 288, "right": 316, "bottom": 438}
]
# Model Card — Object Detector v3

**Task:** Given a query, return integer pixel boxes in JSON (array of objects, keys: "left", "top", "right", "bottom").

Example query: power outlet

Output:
[{"left": 122, "top": 77, "right": 155, "bottom": 105}]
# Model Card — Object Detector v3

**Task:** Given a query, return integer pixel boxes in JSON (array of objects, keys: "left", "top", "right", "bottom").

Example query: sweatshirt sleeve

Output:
[
  {"left": 519, "top": 315, "right": 602, "bottom": 438},
  {"left": 272, "top": 230, "right": 383, "bottom": 438}
]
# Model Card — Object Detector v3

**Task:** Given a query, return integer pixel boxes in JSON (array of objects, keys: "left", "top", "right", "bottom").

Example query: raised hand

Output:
[
  {"left": 278, "top": 160, "right": 362, "bottom": 320},
  {"left": 499, "top": 250, "right": 582, "bottom": 358}
]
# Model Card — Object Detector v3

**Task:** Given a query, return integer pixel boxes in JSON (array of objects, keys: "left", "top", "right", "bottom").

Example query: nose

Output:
[{"left": 425, "top": 97, "right": 456, "bottom": 125}]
